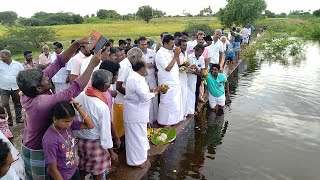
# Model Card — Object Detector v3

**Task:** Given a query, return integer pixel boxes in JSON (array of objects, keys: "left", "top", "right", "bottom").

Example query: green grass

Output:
[
  {"left": 35, "top": 17, "right": 221, "bottom": 42},
  {"left": 2, "top": 16, "right": 320, "bottom": 61},
  {"left": 1, "top": 17, "right": 222, "bottom": 61}
]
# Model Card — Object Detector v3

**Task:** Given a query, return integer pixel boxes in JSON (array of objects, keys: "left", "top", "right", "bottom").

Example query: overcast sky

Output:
[{"left": 1, "top": 0, "right": 318, "bottom": 17}]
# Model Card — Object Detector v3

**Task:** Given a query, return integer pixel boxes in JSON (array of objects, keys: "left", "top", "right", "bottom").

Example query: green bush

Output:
[
  {"left": 18, "top": 12, "right": 84, "bottom": 26},
  {"left": 0, "top": 26, "right": 57, "bottom": 52},
  {"left": 184, "top": 23, "right": 214, "bottom": 35},
  {"left": 84, "top": 17, "right": 104, "bottom": 24}
]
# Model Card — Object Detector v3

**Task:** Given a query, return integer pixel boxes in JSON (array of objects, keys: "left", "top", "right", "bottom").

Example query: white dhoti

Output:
[
  {"left": 53, "top": 82, "right": 70, "bottom": 93},
  {"left": 157, "top": 83, "right": 181, "bottom": 126},
  {"left": 145, "top": 75, "right": 158, "bottom": 124},
  {"left": 124, "top": 122, "right": 150, "bottom": 166},
  {"left": 179, "top": 72, "right": 188, "bottom": 120},
  {"left": 186, "top": 73, "right": 197, "bottom": 115}
]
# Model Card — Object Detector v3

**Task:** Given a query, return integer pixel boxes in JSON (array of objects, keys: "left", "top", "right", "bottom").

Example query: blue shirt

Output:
[
  {"left": 206, "top": 73, "right": 227, "bottom": 97},
  {"left": 234, "top": 33, "right": 242, "bottom": 42},
  {"left": 226, "top": 41, "right": 236, "bottom": 58}
]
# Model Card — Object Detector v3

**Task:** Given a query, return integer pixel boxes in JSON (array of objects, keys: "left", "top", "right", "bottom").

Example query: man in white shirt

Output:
[
  {"left": 241, "top": 25, "right": 250, "bottom": 48},
  {"left": 51, "top": 42, "right": 70, "bottom": 93},
  {"left": 124, "top": 61, "right": 161, "bottom": 168},
  {"left": 0, "top": 50, "right": 24, "bottom": 125},
  {"left": 75, "top": 70, "right": 115, "bottom": 178},
  {"left": 177, "top": 39, "right": 189, "bottom": 120},
  {"left": 155, "top": 35, "right": 182, "bottom": 127},
  {"left": 114, "top": 48, "right": 143, "bottom": 137},
  {"left": 208, "top": 29, "right": 224, "bottom": 69},
  {"left": 138, "top": 36, "right": 158, "bottom": 124},
  {"left": 187, "top": 29, "right": 206, "bottom": 55},
  {"left": 186, "top": 44, "right": 205, "bottom": 115},
  {"left": 154, "top": 32, "right": 168, "bottom": 53},
  {"left": 69, "top": 46, "right": 92, "bottom": 82}
]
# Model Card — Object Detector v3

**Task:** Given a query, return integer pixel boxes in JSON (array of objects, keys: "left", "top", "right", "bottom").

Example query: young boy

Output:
[{"left": 205, "top": 64, "right": 230, "bottom": 116}]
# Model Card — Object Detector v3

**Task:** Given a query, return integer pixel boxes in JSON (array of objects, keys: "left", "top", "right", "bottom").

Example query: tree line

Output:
[{"left": 0, "top": 5, "right": 219, "bottom": 26}]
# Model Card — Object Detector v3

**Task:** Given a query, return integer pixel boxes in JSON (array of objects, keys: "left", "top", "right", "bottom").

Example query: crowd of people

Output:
[{"left": 0, "top": 25, "right": 254, "bottom": 180}]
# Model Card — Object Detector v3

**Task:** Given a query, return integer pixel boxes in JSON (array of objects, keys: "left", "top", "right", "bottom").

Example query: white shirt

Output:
[
  {"left": 0, "top": 132, "right": 24, "bottom": 179},
  {"left": 124, "top": 71, "right": 155, "bottom": 123},
  {"left": 241, "top": 28, "right": 250, "bottom": 38},
  {"left": 70, "top": 52, "right": 92, "bottom": 76},
  {"left": 186, "top": 40, "right": 197, "bottom": 55},
  {"left": 143, "top": 49, "right": 156, "bottom": 76},
  {"left": 51, "top": 51, "right": 70, "bottom": 83},
  {"left": 0, "top": 60, "right": 23, "bottom": 90},
  {"left": 115, "top": 58, "right": 132, "bottom": 104},
  {"left": 188, "top": 53, "right": 205, "bottom": 70},
  {"left": 179, "top": 51, "right": 187, "bottom": 64},
  {"left": 75, "top": 92, "right": 113, "bottom": 150},
  {"left": 155, "top": 47, "right": 179, "bottom": 85},
  {"left": 228, "top": 31, "right": 233, "bottom": 40},
  {"left": 80, "top": 58, "right": 102, "bottom": 76},
  {"left": 208, "top": 40, "right": 224, "bottom": 64},
  {"left": 222, "top": 40, "right": 230, "bottom": 52}
]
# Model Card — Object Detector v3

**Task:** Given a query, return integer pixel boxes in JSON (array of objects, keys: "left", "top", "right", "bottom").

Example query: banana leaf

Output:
[{"left": 151, "top": 128, "right": 176, "bottom": 145}]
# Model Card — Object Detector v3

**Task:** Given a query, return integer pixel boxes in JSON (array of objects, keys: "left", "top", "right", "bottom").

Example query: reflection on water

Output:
[{"left": 146, "top": 41, "right": 320, "bottom": 180}]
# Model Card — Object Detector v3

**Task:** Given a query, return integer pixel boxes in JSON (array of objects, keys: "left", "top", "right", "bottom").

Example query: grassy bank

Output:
[{"left": 256, "top": 16, "right": 320, "bottom": 39}]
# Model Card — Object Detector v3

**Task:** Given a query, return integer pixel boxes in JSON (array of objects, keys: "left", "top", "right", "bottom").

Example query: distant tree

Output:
[
  {"left": 19, "top": 17, "right": 43, "bottom": 26},
  {"left": 0, "top": 11, "right": 18, "bottom": 26},
  {"left": 96, "top": 9, "right": 120, "bottom": 19},
  {"left": 71, "top": 14, "right": 84, "bottom": 24},
  {"left": 136, "top": 5, "right": 153, "bottom": 23},
  {"left": 264, "top": 10, "right": 276, "bottom": 18},
  {"left": 313, "top": 9, "right": 320, "bottom": 17},
  {"left": 153, "top": 9, "right": 166, "bottom": 18},
  {"left": 91, "top": 14, "right": 95, "bottom": 17},
  {"left": 277, "top": 13, "right": 287, "bottom": 18},
  {"left": 33, "top": 11, "right": 48, "bottom": 18},
  {"left": 199, "top": 6, "right": 213, "bottom": 16},
  {"left": 218, "top": 0, "right": 267, "bottom": 27},
  {"left": 122, "top": 13, "right": 135, "bottom": 20},
  {"left": 19, "top": 12, "right": 84, "bottom": 26},
  {"left": 97, "top": 9, "right": 107, "bottom": 19}
]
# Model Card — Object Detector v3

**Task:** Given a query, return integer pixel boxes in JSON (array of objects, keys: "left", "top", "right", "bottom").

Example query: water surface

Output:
[{"left": 145, "top": 41, "right": 320, "bottom": 180}]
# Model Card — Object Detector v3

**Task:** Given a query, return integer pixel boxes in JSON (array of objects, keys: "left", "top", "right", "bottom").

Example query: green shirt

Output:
[{"left": 206, "top": 73, "right": 227, "bottom": 97}]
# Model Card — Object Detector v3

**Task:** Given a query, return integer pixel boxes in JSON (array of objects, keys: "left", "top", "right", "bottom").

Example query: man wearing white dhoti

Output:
[
  {"left": 124, "top": 61, "right": 162, "bottom": 168},
  {"left": 155, "top": 35, "right": 182, "bottom": 126},
  {"left": 186, "top": 44, "right": 205, "bottom": 116},
  {"left": 138, "top": 37, "right": 158, "bottom": 124},
  {"left": 177, "top": 39, "right": 188, "bottom": 121},
  {"left": 114, "top": 48, "right": 143, "bottom": 137}
]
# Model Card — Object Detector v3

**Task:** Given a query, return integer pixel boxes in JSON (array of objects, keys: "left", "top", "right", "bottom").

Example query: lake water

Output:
[{"left": 145, "top": 41, "right": 320, "bottom": 180}]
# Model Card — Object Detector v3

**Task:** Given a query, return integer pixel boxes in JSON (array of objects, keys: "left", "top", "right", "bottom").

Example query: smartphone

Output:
[{"left": 87, "top": 30, "right": 108, "bottom": 54}]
